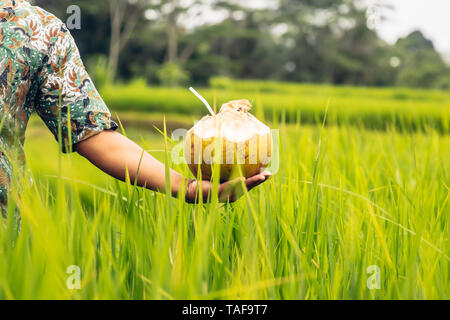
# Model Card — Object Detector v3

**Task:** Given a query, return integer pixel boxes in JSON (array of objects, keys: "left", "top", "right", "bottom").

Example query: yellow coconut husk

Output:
[{"left": 184, "top": 99, "right": 272, "bottom": 181}]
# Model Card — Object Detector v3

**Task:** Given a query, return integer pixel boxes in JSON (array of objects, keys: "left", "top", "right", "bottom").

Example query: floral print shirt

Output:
[{"left": 0, "top": 0, "right": 117, "bottom": 206}]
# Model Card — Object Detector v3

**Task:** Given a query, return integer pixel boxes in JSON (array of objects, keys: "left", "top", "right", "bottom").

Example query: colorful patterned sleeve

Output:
[{"left": 34, "top": 23, "right": 117, "bottom": 153}]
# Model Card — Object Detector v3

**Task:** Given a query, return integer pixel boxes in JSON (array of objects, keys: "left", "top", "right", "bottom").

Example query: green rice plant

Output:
[{"left": 0, "top": 104, "right": 447, "bottom": 299}]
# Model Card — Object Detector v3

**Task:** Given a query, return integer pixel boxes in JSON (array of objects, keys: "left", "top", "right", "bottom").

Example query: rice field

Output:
[
  {"left": 102, "top": 78, "right": 450, "bottom": 133},
  {"left": 0, "top": 83, "right": 448, "bottom": 300}
]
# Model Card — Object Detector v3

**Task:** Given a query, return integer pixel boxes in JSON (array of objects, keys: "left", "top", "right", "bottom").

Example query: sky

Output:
[{"left": 368, "top": 0, "right": 450, "bottom": 57}]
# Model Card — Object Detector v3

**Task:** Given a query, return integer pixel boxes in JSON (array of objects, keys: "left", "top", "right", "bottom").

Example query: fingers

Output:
[
  {"left": 245, "top": 171, "right": 271, "bottom": 191},
  {"left": 186, "top": 171, "right": 272, "bottom": 204},
  {"left": 185, "top": 179, "right": 212, "bottom": 204},
  {"left": 185, "top": 179, "right": 198, "bottom": 204},
  {"left": 220, "top": 172, "right": 272, "bottom": 203},
  {"left": 218, "top": 177, "right": 245, "bottom": 203},
  {"left": 260, "top": 171, "right": 272, "bottom": 179}
]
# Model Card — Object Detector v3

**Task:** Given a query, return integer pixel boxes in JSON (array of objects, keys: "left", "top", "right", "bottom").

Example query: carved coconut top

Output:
[
  {"left": 190, "top": 99, "right": 271, "bottom": 142},
  {"left": 219, "top": 99, "right": 252, "bottom": 114}
]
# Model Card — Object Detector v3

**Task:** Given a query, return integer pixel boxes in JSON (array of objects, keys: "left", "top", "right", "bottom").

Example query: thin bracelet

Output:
[{"left": 185, "top": 178, "right": 197, "bottom": 203}]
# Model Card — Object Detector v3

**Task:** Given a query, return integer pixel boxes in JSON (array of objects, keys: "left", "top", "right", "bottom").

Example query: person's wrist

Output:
[{"left": 184, "top": 179, "right": 197, "bottom": 203}]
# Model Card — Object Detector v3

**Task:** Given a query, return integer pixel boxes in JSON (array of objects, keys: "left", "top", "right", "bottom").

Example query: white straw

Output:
[{"left": 189, "top": 87, "right": 215, "bottom": 116}]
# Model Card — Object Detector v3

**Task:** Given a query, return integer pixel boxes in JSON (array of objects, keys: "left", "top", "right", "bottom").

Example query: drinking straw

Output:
[{"left": 189, "top": 87, "right": 215, "bottom": 116}]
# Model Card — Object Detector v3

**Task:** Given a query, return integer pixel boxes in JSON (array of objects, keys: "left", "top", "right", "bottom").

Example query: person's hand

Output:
[{"left": 185, "top": 171, "right": 271, "bottom": 203}]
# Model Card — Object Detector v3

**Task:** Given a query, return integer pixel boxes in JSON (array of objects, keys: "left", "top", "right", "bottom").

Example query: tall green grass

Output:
[
  {"left": 0, "top": 113, "right": 448, "bottom": 299},
  {"left": 101, "top": 79, "right": 450, "bottom": 133}
]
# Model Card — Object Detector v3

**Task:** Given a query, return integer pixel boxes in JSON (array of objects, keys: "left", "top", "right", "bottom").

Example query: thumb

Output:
[{"left": 245, "top": 172, "right": 271, "bottom": 191}]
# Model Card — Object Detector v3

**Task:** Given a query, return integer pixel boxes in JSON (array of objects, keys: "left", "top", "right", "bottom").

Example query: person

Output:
[{"left": 0, "top": 0, "right": 270, "bottom": 215}]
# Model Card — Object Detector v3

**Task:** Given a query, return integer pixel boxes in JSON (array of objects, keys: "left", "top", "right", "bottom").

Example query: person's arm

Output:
[
  {"left": 75, "top": 130, "right": 271, "bottom": 203},
  {"left": 31, "top": 20, "right": 269, "bottom": 202}
]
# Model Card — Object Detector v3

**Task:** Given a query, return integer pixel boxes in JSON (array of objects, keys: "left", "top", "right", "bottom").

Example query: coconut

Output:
[{"left": 184, "top": 99, "right": 272, "bottom": 181}]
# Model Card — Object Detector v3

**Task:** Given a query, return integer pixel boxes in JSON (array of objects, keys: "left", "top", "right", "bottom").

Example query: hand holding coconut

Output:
[{"left": 75, "top": 88, "right": 271, "bottom": 204}]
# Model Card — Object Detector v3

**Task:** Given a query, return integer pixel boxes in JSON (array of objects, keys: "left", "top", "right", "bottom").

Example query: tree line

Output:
[{"left": 33, "top": 0, "right": 450, "bottom": 89}]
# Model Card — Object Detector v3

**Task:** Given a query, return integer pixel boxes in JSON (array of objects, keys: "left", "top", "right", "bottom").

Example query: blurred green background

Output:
[
  {"left": 1, "top": 0, "right": 447, "bottom": 300},
  {"left": 32, "top": 0, "right": 450, "bottom": 89},
  {"left": 26, "top": 0, "right": 450, "bottom": 135}
]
